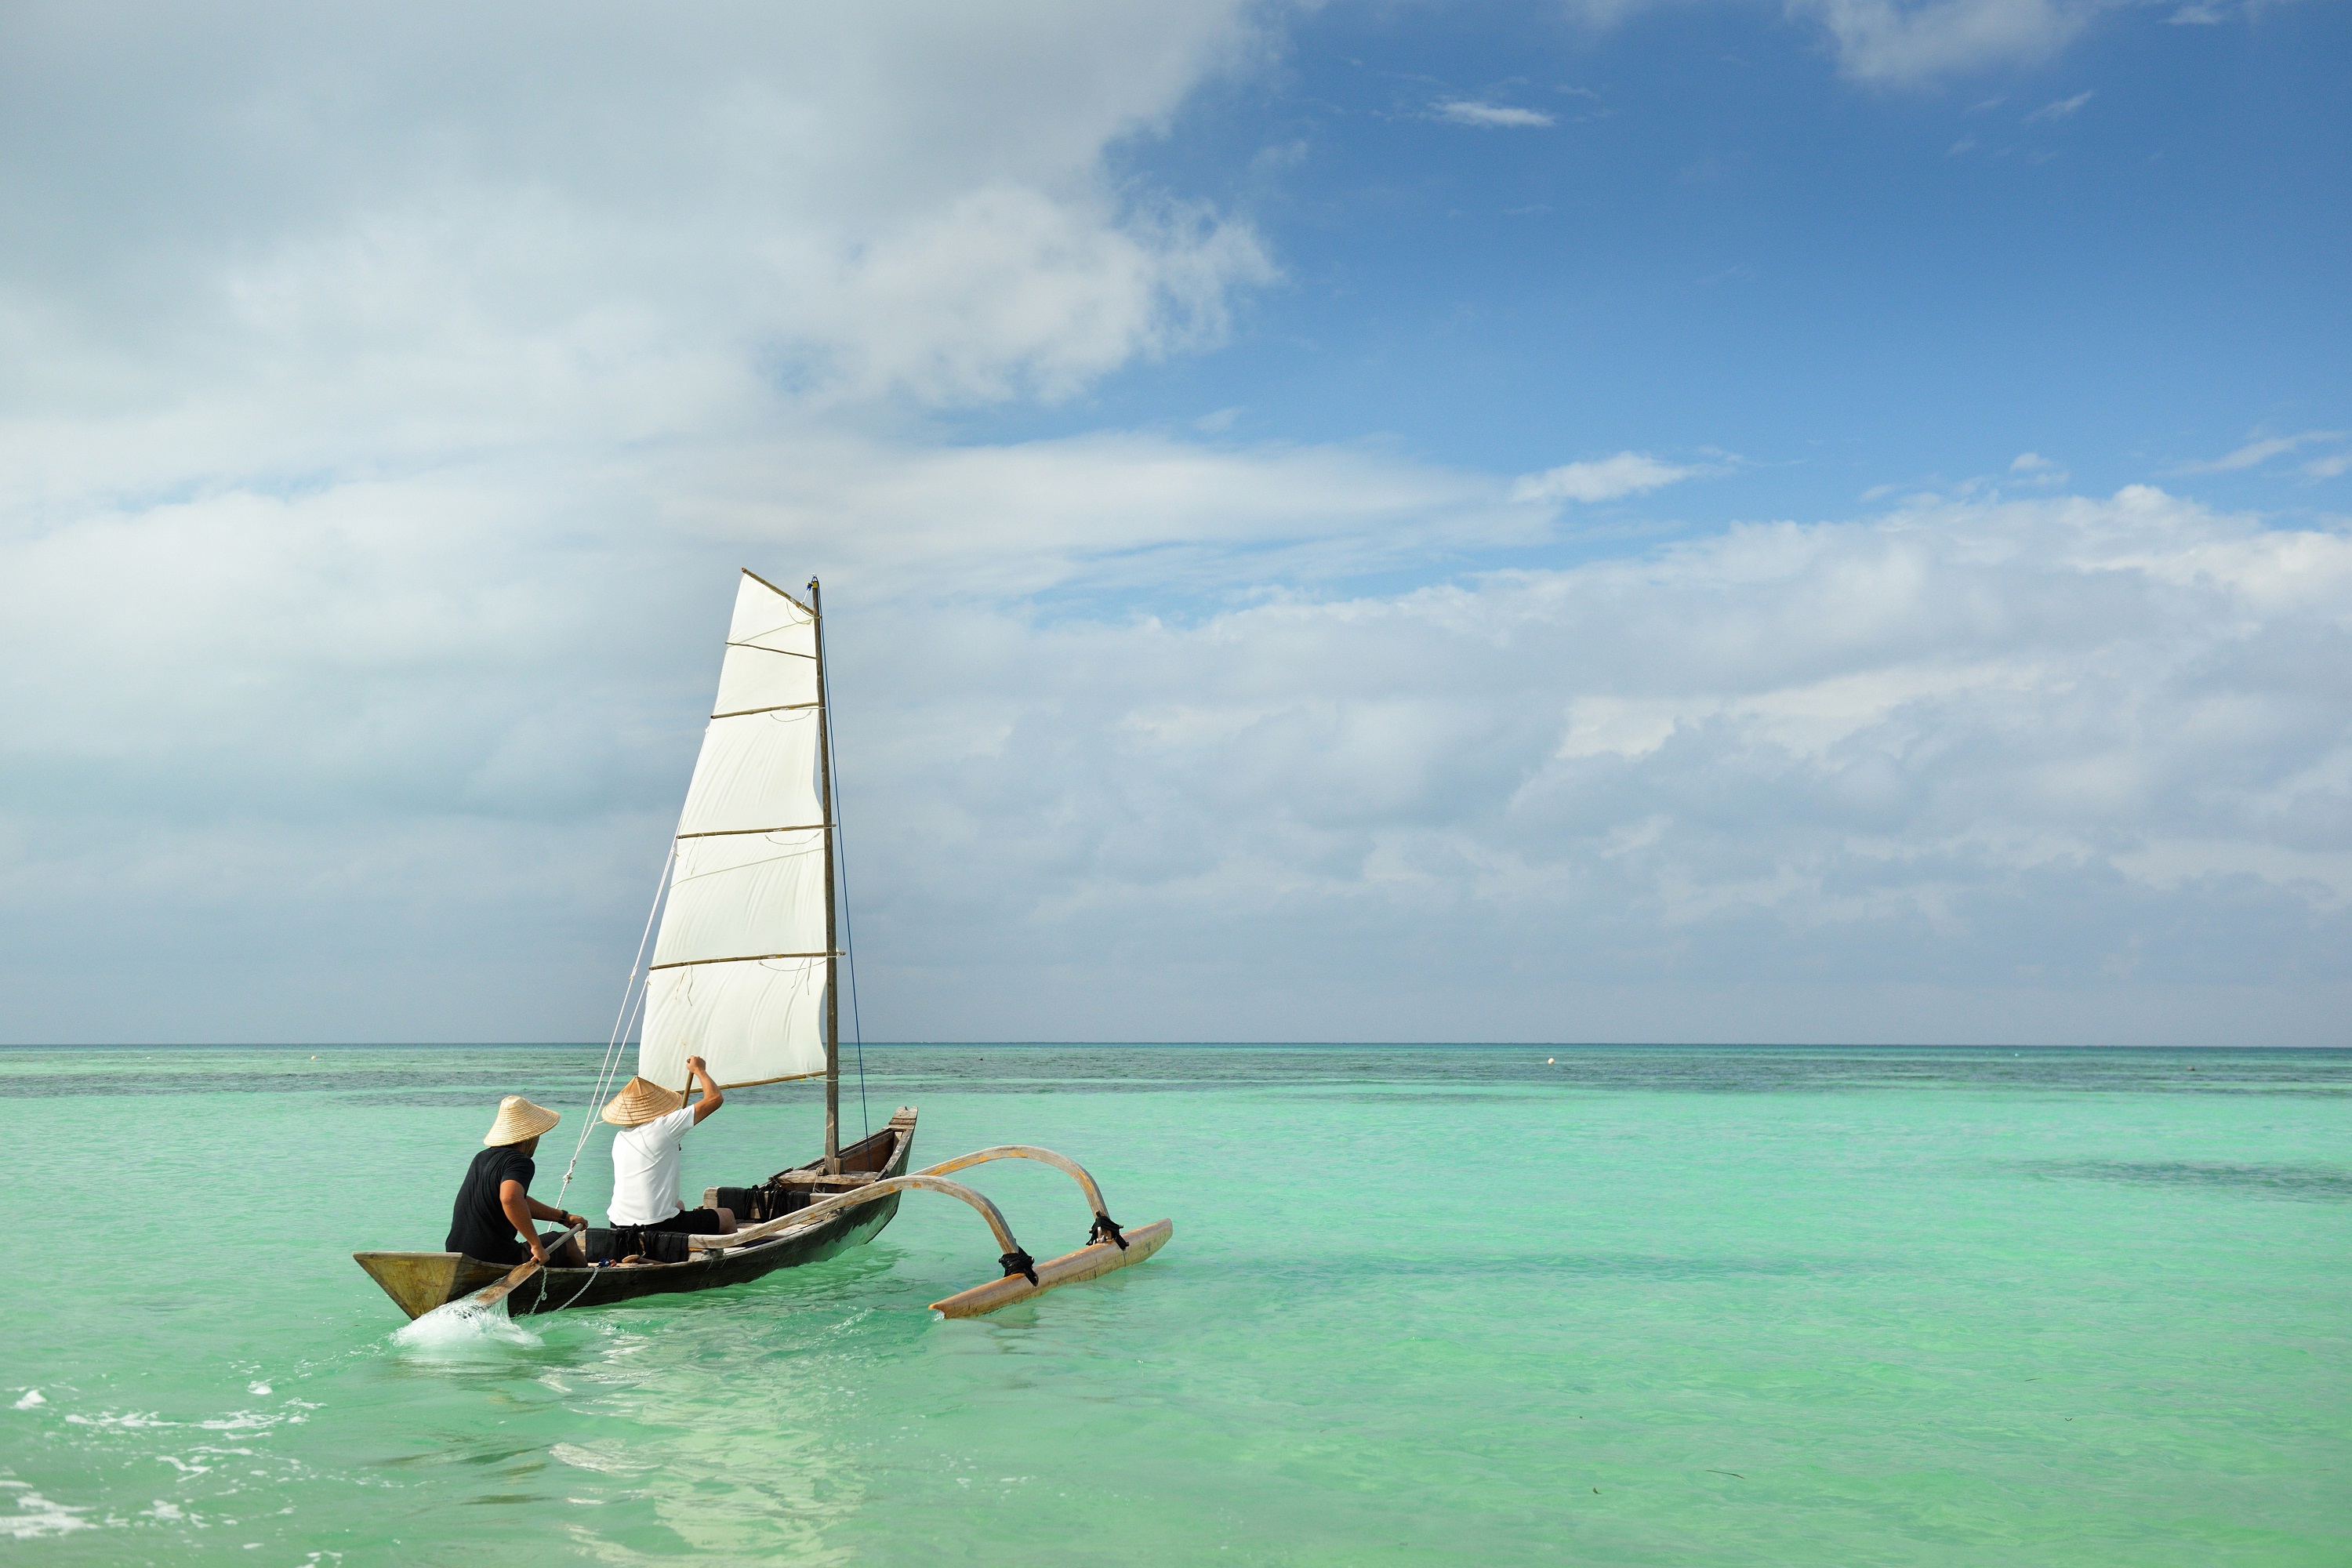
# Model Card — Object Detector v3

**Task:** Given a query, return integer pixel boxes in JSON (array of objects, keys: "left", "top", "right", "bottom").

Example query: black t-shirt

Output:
[{"left": 446, "top": 1145, "right": 536, "bottom": 1263}]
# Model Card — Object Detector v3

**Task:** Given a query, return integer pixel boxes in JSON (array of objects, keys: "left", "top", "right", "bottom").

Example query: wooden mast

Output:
[{"left": 811, "top": 575, "right": 841, "bottom": 1173}]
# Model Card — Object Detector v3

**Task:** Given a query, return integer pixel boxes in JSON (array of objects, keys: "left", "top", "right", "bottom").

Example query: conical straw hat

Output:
[
  {"left": 602, "top": 1076, "right": 686, "bottom": 1128},
  {"left": 483, "top": 1095, "right": 561, "bottom": 1146}
]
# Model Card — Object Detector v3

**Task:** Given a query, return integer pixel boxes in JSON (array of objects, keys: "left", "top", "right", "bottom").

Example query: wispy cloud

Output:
[
  {"left": 1520, "top": 0, "right": 2115, "bottom": 87},
  {"left": 2009, "top": 452, "right": 2068, "bottom": 485},
  {"left": 2167, "top": 2, "right": 2227, "bottom": 22},
  {"left": 2304, "top": 452, "right": 2351, "bottom": 481},
  {"left": 2025, "top": 90, "right": 2094, "bottom": 122},
  {"left": 1435, "top": 100, "right": 1556, "bottom": 129},
  {"left": 1793, "top": 0, "right": 2098, "bottom": 85},
  {"left": 1512, "top": 452, "right": 1698, "bottom": 503},
  {"left": 2170, "top": 430, "right": 2347, "bottom": 474}
]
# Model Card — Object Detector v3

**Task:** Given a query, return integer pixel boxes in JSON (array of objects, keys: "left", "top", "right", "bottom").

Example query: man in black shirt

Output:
[{"left": 448, "top": 1096, "right": 586, "bottom": 1266}]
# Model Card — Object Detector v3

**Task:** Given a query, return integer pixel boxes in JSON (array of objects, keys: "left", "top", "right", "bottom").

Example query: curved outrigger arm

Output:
[
  {"left": 684, "top": 1158, "right": 1174, "bottom": 1317},
  {"left": 912, "top": 1145, "right": 1130, "bottom": 1248},
  {"left": 688, "top": 1173, "right": 1040, "bottom": 1279}
]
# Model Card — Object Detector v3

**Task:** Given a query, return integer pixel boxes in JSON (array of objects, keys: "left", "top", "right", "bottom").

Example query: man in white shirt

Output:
[{"left": 603, "top": 1054, "right": 739, "bottom": 1237}]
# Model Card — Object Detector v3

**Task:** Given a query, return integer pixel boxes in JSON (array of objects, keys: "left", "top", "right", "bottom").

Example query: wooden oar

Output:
[{"left": 457, "top": 1222, "right": 586, "bottom": 1314}]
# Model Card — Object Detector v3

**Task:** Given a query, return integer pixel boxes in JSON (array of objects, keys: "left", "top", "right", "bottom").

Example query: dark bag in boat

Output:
[
  {"left": 583, "top": 1225, "right": 692, "bottom": 1265},
  {"left": 641, "top": 1229, "right": 693, "bottom": 1263},
  {"left": 717, "top": 1183, "right": 808, "bottom": 1225}
]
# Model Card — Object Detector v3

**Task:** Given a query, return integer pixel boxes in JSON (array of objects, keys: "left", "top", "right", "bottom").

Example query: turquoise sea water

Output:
[{"left": 2, "top": 1045, "right": 2346, "bottom": 1565}]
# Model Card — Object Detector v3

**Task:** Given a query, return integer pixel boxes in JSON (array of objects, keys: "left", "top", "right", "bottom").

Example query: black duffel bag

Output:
[
  {"left": 583, "top": 1225, "right": 694, "bottom": 1264},
  {"left": 716, "top": 1183, "right": 811, "bottom": 1225}
]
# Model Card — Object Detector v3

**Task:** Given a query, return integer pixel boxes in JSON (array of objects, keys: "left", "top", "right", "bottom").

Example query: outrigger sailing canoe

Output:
[{"left": 355, "top": 572, "right": 1170, "bottom": 1321}]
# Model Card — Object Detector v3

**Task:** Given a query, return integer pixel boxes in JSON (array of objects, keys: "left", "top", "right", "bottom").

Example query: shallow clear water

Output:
[{"left": 2, "top": 1045, "right": 2347, "bottom": 1564}]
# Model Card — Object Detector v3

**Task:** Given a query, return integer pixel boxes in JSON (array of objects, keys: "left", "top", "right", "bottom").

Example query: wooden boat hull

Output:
[{"left": 357, "top": 1109, "right": 916, "bottom": 1320}]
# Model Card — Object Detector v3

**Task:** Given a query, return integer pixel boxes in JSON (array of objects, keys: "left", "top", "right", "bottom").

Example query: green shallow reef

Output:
[{"left": 2, "top": 1045, "right": 2347, "bottom": 1565}]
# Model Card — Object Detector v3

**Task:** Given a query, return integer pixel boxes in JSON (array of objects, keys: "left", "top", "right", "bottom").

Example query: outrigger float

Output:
[{"left": 355, "top": 572, "right": 1170, "bottom": 1321}]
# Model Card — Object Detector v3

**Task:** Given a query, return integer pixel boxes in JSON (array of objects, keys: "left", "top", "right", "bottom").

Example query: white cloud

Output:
[
  {"left": 0, "top": 0, "right": 1274, "bottom": 447},
  {"left": 1435, "top": 100, "right": 1559, "bottom": 129},
  {"left": 2, "top": 2, "right": 2344, "bottom": 1047},
  {"left": 2024, "top": 89, "right": 2095, "bottom": 121},
  {"left": 1560, "top": 0, "right": 2114, "bottom": 85},
  {"left": 1512, "top": 452, "right": 1700, "bottom": 504},
  {"left": 1568, "top": 0, "right": 2143, "bottom": 84},
  {"left": 1782, "top": 0, "right": 2101, "bottom": 83},
  {"left": 832, "top": 482, "right": 2352, "bottom": 1044},
  {"left": 2170, "top": 430, "right": 2347, "bottom": 474},
  {"left": 5, "top": 446, "right": 2347, "bottom": 1044},
  {"left": 0, "top": 0, "right": 1289, "bottom": 1040}
]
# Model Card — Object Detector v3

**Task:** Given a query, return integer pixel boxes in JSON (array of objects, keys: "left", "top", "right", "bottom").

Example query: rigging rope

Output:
[
  {"left": 839, "top": 804, "right": 871, "bottom": 1146},
  {"left": 557, "top": 841, "right": 673, "bottom": 1209},
  {"left": 815, "top": 596, "right": 872, "bottom": 1145}
]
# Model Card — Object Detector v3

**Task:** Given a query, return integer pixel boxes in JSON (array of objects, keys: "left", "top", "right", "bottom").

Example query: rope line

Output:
[
  {"left": 840, "top": 803, "right": 870, "bottom": 1145},
  {"left": 527, "top": 1256, "right": 604, "bottom": 1317},
  {"left": 558, "top": 840, "right": 673, "bottom": 1209},
  {"left": 815, "top": 602, "right": 871, "bottom": 1146}
]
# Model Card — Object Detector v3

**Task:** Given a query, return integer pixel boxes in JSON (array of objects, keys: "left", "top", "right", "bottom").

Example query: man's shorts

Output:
[{"left": 643, "top": 1207, "right": 726, "bottom": 1234}]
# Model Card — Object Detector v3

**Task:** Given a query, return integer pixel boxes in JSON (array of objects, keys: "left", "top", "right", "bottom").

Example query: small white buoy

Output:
[{"left": 1547, "top": 1058, "right": 1555, "bottom": 1065}]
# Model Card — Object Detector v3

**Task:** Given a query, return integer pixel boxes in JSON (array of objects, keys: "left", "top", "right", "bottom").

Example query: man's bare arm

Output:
[
  {"left": 499, "top": 1179, "right": 544, "bottom": 1261},
  {"left": 687, "top": 1054, "right": 724, "bottom": 1125}
]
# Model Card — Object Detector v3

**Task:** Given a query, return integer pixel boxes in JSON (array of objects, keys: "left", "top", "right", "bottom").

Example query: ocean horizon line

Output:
[{"left": 5, "top": 1040, "right": 2345, "bottom": 1053}]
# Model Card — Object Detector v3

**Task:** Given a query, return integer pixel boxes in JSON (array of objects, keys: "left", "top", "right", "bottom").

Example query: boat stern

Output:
[{"left": 354, "top": 1251, "right": 504, "bottom": 1320}]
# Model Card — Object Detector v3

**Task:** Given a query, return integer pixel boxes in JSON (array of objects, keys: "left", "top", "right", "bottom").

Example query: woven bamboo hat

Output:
[
  {"left": 602, "top": 1076, "right": 686, "bottom": 1128},
  {"left": 483, "top": 1095, "right": 561, "bottom": 1146}
]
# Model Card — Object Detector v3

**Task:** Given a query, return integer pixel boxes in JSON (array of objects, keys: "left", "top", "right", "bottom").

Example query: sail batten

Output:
[
  {"left": 675, "top": 823, "right": 829, "bottom": 839},
  {"left": 637, "top": 572, "right": 833, "bottom": 1092},
  {"left": 710, "top": 701, "right": 822, "bottom": 718}
]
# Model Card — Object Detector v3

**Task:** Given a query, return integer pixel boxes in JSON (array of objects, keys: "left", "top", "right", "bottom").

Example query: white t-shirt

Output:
[{"left": 607, "top": 1106, "right": 699, "bottom": 1225}]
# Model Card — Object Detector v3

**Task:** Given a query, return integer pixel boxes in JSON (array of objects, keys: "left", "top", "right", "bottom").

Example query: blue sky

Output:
[
  {"left": 1003, "top": 0, "right": 2349, "bottom": 530},
  {"left": 0, "top": 1, "right": 2345, "bottom": 1045}
]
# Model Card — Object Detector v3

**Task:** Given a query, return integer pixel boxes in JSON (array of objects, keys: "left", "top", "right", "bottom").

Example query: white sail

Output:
[{"left": 638, "top": 572, "right": 832, "bottom": 1091}]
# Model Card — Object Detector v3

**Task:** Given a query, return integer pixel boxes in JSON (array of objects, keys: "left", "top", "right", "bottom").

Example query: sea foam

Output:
[{"left": 391, "top": 1298, "right": 540, "bottom": 1353}]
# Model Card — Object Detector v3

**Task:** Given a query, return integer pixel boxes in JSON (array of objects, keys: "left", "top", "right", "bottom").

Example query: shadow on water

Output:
[
  {"left": 1239, "top": 1248, "right": 1892, "bottom": 1283},
  {"left": 2011, "top": 1160, "right": 2352, "bottom": 1202}
]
